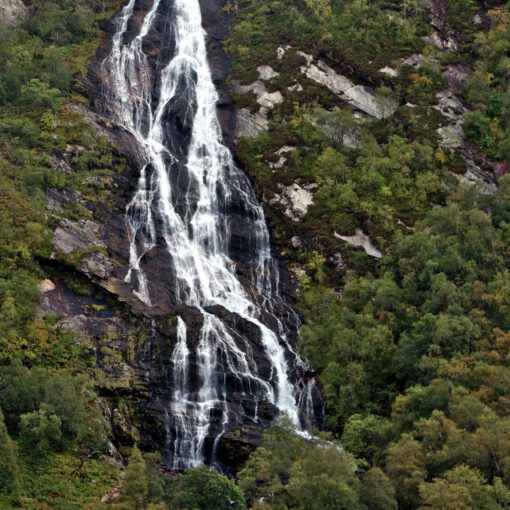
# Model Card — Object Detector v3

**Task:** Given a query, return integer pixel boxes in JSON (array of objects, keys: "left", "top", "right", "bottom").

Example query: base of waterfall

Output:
[{"left": 78, "top": 0, "right": 324, "bottom": 470}]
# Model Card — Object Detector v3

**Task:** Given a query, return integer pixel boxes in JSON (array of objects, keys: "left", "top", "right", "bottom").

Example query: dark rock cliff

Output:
[{"left": 39, "top": 0, "right": 318, "bottom": 472}]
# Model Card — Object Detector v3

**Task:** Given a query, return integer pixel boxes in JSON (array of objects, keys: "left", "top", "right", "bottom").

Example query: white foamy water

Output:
[{"left": 102, "top": 0, "right": 321, "bottom": 469}]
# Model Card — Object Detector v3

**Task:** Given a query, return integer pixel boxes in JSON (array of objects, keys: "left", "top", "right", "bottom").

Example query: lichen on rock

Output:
[{"left": 0, "top": 0, "right": 28, "bottom": 27}]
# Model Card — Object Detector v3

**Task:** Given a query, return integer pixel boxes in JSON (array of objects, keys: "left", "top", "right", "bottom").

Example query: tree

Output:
[
  {"left": 145, "top": 452, "right": 168, "bottom": 503},
  {"left": 111, "top": 449, "right": 173, "bottom": 510},
  {"left": 0, "top": 363, "right": 106, "bottom": 453},
  {"left": 18, "top": 79, "right": 61, "bottom": 114},
  {"left": 288, "top": 445, "right": 362, "bottom": 510},
  {"left": 238, "top": 418, "right": 310, "bottom": 509},
  {"left": 341, "top": 414, "right": 390, "bottom": 463},
  {"left": 419, "top": 465, "right": 505, "bottom": 510},
  {"left": 43, "top": 374, "right": 89, "bottom": 448},
  {"left": 28, "top": 2, "right": 94, "bottom": 45},
  {"left": 466, "top": 413, "right": 510, "bottom": 483},
  {"left": 314, "top": 108, "right": 357, "bottom": 147},
  {"left": 119, "top": 446, "right": 149, "bottom": 510},
  {"left": 0, "top": 409, "right": 18, "bottom": 493},
  {"left": 360, "top": 467, "right": 398, "bottom": 510},
  {"left": 385, "top": 434, "right": 426, "bottom": 509},
  {"left": 305, "top": 0, "right": 332, "bottom": 19},
  {"left": 173, "top": 466, "right": 246, "bottom": 510},
  {"left": 19, "top": 406, "right": 62, "bottom": 458}
]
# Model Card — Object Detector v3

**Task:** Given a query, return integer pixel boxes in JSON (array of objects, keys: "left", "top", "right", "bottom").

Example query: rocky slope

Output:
[{"left": 37, "top": 0, "right": 321, "bottom": 471}]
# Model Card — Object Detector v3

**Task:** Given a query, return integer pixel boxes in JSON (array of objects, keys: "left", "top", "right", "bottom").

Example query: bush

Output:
[
  {"left": 19, "top": 406, "right": 62, "bottom": 458},
  {"left": 118, "top": 446, "right": 149, "bottom": 510},
  {"left": 0, "top": 363, "right": 107, "bottom": 453},
  {"left": 17, "top": 79, "right": 61, "bottom": 113},
  {"left": 28, "top": 2, "right": 94, "bottom": 45},
  {"left": 0, "top": 409, "right": 18, "bottom": 493},
  {"left": 173, "top": 466, "right": 246, "bottom": 510}
]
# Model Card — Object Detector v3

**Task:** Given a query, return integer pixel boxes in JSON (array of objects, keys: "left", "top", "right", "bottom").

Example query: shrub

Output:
[{"left": 173, "top": 466, "right": 246, "bottom": 510}]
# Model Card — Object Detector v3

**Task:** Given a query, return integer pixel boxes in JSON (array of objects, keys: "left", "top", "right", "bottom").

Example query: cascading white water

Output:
[{"left": 102, "top": 0, "right": 321, "bottom": 469}]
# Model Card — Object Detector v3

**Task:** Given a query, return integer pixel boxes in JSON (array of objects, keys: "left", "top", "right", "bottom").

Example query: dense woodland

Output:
[{"left": 1, "top": 0, "right": 510, "bottom": 508}]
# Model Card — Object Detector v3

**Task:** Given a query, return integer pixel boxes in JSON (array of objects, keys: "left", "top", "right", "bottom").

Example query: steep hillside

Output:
[
  {"left": 228, "top": 1, "right": 510, "bottom": 509},
  {"left": 0, "top": 0, "right": 510, "bottom": 509}
]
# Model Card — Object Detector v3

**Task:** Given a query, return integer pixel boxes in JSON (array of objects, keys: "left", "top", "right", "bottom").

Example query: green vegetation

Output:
[
  {"left": 1, "top": 0, "right": 510, "bottom": 508},
  {"left": 464, "top": 7, "right": 510, "bottom": 162},
  {"left": 108, "top": 448, "right": 246, "bottom": 510},
  {"left": 227, "top": 0, "right": 430, "bottom": 82},
  {"left": 172, "top": 466, "right": 246, "bottom": 510},
  {"left": 228, "top": 0, "right": 470, "bottom": 275},
  {"left": 238, "top": 421, "right": 366, "bottom": 510},
  {"left": 0, "top": 0, "right": 128, "bottom": 507},
  {"left": 226, "top": 0, "right": 510, "bottom": 509},
  {"left": 296, "top": 184, "right": 510, "bottom": 507},
  {"left": 0, "top": 0, "right": 124, "bottom": 351},
  {"left": 0, "top": 362, "right": 115, "bottom": 508}
]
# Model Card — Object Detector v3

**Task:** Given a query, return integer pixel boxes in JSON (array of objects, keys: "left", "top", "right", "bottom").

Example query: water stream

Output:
[{"left": 102, "top": 0, "right": 322, "bottom": 469}]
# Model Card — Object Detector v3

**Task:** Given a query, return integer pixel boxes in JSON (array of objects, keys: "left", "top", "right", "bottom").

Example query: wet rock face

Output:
[
  {"left": 87, "top": 0, "right": 297, "bottom": 313},
  {"left": 89, "top": 0, "right": 235, "bottom": 148},
  {"left": 78, "top": 0, "right": 322, "bottom": 471}
]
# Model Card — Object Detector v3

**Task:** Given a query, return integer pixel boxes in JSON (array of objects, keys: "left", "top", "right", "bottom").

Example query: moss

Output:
[
  {"left": 230, "top": 91, "right": 259, "bottom": 112},
  {"left": 1, "top": 453, "right": 119, "bottom": 510},
  {"left": 60, "top": 272, "right": 95, "bottom": 296}
]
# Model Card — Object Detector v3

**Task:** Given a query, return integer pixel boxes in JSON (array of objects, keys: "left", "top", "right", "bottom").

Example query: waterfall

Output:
[{"left": 101, "top": 0, "right": 323, "bottom": 469}]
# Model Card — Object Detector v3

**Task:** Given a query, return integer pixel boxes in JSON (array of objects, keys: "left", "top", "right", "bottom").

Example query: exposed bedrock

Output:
[
  {"left": 61, "top": 0, "right": 324, "bottom": 471},
  {"left": 86, "top": 0, "right": 302, "bottom": 312}
]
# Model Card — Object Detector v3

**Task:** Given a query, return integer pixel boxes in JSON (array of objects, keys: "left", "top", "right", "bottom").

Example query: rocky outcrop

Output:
[
  {"left": 334, "top": 229, "right": 383, "bottom": 259},
  {"left": 299, "top": 54, "right": 398, "bottom": 119},
  {"left": 423, "top": 31, "right": 458, "bottom": 52},
  {"left": 233, "top": 47, "right": 399, "bottom": 141},
  {"left": 233, "top": 65, "right": 284, "bottom": 138},
  {"left": 267, "top": 146, "right": 296, "bottom": 170},
  {"left": 402, "top": 53, "right": 426, "bottom": 69},
  {"left": 258, "top": 65, "right": 280, "bottom": 81},
  {"left": 235, "top": 108, "right": 269, "bottom": 137},
  {"left": 405, "top": 3, "right": 499, "bottom": 194},
  {"left": 443, "top": 64, "right": 472, "bottom": 94},
  {"left": 434, "top": 89, "right": 466, "bottom": 150},
  {"left": 270, "top": 183, "right": 317, "bottom": 222},
  {"left": 0, "top": 0, "right": 28, "bottom": 26},
  {"left": 53, "top": 219, "right": 106, "bottom": 255},
  {"left": 37, "top": 273, "right": 160, "bottom": 451},
  {"left": 426, "top": 0, "right": 448, "bottom": 30},
  {"left": 379, "top": 66, "right": 399, "bottom": 78}
]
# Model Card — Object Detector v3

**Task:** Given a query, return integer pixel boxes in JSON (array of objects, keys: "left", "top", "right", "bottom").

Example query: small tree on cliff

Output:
[{"left": 119, "top": 446, "right": 149, "bottom": 510}]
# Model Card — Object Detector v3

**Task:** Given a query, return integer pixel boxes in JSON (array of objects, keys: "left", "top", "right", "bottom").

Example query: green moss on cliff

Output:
[{"left": 0, "top": 0, "right": 131, "bottom": 505}]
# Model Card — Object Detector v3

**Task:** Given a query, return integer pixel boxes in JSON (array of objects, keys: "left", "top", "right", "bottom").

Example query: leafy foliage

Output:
[
  {"left": 2, "top": 0, "right": 510, "bottom": 509},
  {"left": 0, "top": 409, "right": 18, "bottom": 493},
  {"left": 238, "top": 421, "right": 395, "bottom": 510},
  {"left": 464, "top": 8, "right": 510, "bottom": 162},
  {"left": 173, "top": 466, "right": 246, "bottom": 510},
  {"left": 229, "top": 1, "right": 510, "bottom": 509},
  {"left": 0, "top": 0, "right": 125, "bottom": 507}
]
